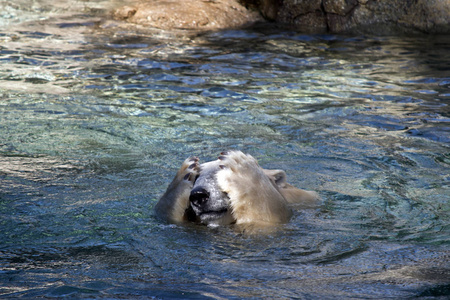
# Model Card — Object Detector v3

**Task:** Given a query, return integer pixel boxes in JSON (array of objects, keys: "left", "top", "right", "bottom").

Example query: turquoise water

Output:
[{"left": 0, "top": 1, "right": 449, "bottom": 298}]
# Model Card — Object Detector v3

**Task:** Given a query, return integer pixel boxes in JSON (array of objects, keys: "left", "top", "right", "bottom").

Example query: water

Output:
[{"left": 1, "top": 1, "right": 449, "bottom": 298}]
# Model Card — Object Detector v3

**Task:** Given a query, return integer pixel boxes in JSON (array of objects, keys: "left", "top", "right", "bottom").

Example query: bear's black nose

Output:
[{"left": 189, "top": 187, "right": 210, "bottom": 208}]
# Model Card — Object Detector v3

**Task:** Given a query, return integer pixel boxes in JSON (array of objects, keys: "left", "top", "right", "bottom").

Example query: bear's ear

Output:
[
  {"left": 263, "top": 168, "right": 321, "bottom": 206},
  {"left": 263, "top": 169, "right": 287, "bottom": 188}
]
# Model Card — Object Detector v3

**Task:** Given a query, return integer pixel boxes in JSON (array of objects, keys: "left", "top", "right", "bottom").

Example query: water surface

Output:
[{"left": 1, "top": 1, "right": 449, "bottom": 298}]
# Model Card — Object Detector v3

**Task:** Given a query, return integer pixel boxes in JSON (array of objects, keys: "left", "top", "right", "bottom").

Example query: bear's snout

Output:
[{"left": 189, "top": 187, "right": 210, "bottom": 208}]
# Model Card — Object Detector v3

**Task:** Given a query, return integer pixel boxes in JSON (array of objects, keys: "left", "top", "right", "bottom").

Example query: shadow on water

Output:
[{"left": 1, "top": 0, "right": 449, "bottom": 298}]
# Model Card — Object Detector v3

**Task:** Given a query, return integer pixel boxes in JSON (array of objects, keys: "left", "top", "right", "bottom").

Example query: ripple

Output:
[{"left": 1, "top": 4, "right": 449, "bottom": 299}]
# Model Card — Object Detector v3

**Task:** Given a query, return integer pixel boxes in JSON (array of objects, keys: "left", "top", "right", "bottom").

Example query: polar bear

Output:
[{"left": 155, "top": 150, "right": 319, "bottom": 227}]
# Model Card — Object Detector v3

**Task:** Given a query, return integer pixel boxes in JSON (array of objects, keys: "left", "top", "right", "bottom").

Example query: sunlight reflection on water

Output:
[{"left": 0, "top": 0, "right": 449, "bottom": 298}]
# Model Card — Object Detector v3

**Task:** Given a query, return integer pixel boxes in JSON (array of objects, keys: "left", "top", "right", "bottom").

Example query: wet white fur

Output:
[
  {"left": 155, "top": 151, "right": 319, "bottom": 226},
  {"left": 216, "top": 151, "right": 292, "bottom": 225},
  {"left": 155, "top": 157, "right": 199, "bottom": 223}
]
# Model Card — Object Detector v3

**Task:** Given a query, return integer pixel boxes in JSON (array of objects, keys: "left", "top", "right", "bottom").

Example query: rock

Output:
[
  {"left": 276, "top": 0, "right": 327, "bottom": 32},
  {"left": 400, "top": 0, "right": 450, "bottom": 33},
  {"left": 240, "top": 0, "right": 450, "bottom": 34},
  {"left": 349, "top": 0, "right": 450, "bottom": 34},
  {"left": 255, "top": 0, "right": 280, "bottom": 20},
  {"left": 113, "top": 0, "right": 263, "bottom": 30},
  {"left": 112, "top": 0, "right": 449, "bottom": 34},
  {"left": 323, "top": 0, "right": 357, "bottom": 16}
]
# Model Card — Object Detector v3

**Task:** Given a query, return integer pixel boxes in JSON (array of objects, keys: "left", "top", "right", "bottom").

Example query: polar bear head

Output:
[
  {"left": 185, "top": 160, "right": 235, "bottom": 226},
  {"left": 155, "top": 151, "right": 320, "bottom": 228}
]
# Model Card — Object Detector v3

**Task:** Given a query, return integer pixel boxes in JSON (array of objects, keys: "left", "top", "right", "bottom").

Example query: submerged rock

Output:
[{"left": 113, "top": 0, "right": 262, "bottom": 30}]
